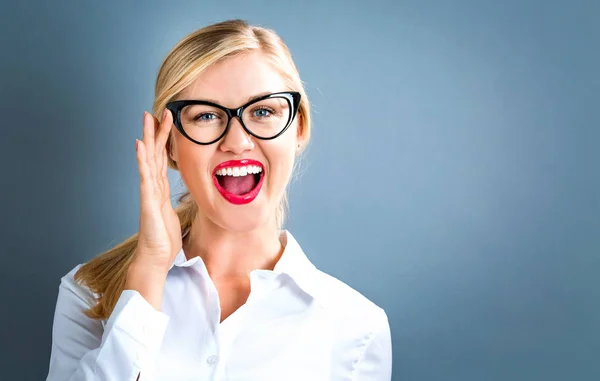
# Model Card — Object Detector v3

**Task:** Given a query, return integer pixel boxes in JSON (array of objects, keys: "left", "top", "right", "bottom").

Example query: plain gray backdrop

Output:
[{"left": 1, "top": 1, "right": 598, "bottom": 380}]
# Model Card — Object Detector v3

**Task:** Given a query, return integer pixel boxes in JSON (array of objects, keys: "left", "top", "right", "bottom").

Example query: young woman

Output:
[{"left": 46, "top": 19, "right": 392, "bottom": 381}]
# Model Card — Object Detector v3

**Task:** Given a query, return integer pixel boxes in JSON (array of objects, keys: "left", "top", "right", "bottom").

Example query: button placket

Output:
[
  {"left": 206, "top": 354, "right": 220, "bottom": 365},
  {"left": 133, "top": 350, "right": 143, "bottom": 369}
]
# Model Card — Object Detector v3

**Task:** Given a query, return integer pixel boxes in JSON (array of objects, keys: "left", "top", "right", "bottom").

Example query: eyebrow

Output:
[{"left": 194, "top": 92, "right": 275, "bottom": 106}]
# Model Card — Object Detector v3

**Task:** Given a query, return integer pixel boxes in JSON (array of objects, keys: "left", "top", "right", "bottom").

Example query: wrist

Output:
[{"left": 125, "top": 260, "right": 168, "bottom": 310}]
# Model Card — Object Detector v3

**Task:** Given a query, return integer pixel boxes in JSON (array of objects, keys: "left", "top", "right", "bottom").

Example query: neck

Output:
[{"left": 183, "top": 213, "right": 284, "bottom": 281}]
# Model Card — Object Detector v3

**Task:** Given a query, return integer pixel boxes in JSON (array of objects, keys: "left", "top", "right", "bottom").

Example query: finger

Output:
[
  {"left": 160, "top": 147, "right": 169, "bottom": 183},
  {"left": 135, "top": 139, "right": 154, "bottom": 206},
  {"left": 156, "top": 110, "right": 172, "bottom": 183},
  {"left": 138, "top": 140, "right": 167, "bottom": 242},
  {"left": 142, "top": 112, "right": 158, "bottom": 183},
  {"left": 158, "top": 144, "right": 169, "bottom": 194},
  {"left": 155, "top": 109, "right": 172, "bottom": 152},
  {"left": 154, "top": 149, "right": 169, "bottom": 204},
  {"left": 142, "top": 112, "right": 156, "bottom": 159}
]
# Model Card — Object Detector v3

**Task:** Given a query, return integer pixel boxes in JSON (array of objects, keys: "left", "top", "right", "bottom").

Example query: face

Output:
[{"left": 169, "top": 51, "right": 303, "bottom": 233}]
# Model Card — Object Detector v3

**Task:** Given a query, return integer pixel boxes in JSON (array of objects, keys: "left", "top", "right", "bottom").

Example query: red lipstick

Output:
[{"left": 212, "top": 159, "right": 265, "bottom": 205}]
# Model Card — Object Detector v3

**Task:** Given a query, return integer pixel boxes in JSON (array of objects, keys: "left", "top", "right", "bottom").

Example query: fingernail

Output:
[
  {"left": 135, "top": 139, "right": 139, "bottom": 151},
  {"left": 162, "top": 109, "right": 168, "bottom": 122}
]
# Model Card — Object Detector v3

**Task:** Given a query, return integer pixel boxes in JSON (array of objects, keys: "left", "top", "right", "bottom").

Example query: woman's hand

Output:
[{"left": 125, "top": 110, "right": 182, "bottom": 310}]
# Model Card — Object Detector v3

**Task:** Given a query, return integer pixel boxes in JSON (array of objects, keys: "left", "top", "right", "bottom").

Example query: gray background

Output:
[{"left": 0, "top": 0, "right": 598, "bottom": 380}]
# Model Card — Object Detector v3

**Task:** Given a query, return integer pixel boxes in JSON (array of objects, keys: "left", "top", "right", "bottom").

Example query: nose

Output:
[{"left": 218, "top": 116, "right": 255, "bottom": 155}]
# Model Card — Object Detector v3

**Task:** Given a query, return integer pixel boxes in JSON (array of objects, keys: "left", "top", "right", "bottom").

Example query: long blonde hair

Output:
[{"left": 75, "top": 19, "right": 312, "bottom": 320}]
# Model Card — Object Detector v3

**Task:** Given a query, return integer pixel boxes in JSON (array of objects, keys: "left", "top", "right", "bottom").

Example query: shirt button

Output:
[
  {"left": 207, "top": 355, "right": 219, "bottom": 365},
  {"left": 133, "top": 352, "right": 142, "bottom": 368}
]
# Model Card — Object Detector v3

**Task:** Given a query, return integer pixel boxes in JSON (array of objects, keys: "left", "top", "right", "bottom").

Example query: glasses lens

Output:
[
  {"left": 242, "top": 97, "right": 291, "bottom": 138},
  {"left": 180, "top": 104, "right": 228, "bottom": 143}
]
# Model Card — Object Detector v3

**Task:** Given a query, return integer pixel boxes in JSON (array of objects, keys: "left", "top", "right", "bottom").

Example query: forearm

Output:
[{"left": 125, "top": 258, "right": 168, "bottom": 311}]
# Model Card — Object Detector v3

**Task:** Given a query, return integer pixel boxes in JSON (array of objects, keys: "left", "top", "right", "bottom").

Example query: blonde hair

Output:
[{"left": 75, "top": 19, "right": 312, "bottom": 320}]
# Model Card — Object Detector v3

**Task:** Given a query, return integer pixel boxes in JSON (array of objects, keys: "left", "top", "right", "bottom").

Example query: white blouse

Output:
[{"left": 46, "top": 230, "right": 392, "bottom": 380}]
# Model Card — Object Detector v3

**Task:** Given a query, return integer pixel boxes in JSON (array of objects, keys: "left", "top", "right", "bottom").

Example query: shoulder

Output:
[
  {"left": 57, "top": 264, "right": 98, "bottom": 308},
  {"left": 307, "top": 268, "right": 392, "bottom": 365},
  {"left": 310, "top": 268, "right": 389, "bottom": 331},
  {"left": 283, "top": 231, "right": 389, "bottom": 332}
]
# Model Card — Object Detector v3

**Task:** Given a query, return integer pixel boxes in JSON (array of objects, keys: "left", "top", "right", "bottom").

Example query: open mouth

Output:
[{"left": 212, "top": 159, "right": 265, "bottom": 205}]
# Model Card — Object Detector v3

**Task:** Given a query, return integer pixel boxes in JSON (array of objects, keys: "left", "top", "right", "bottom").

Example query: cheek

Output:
[
  {"left": 264, "top": 144, "right": 297, "bottom": 187},
  {"left": 271, "top": 126, "right": 299, "bottom": 177},
  {"left": 174, "top": 139, "right": 214, "bottom": 183}
]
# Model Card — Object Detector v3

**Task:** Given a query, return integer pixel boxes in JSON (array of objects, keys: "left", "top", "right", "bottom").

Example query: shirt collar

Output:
[
  {"left": 168, "top": 229, "right": 321, "bottom": 302},
  {"left": 272, "top": 230, "right": 320, "bottom": 301}
]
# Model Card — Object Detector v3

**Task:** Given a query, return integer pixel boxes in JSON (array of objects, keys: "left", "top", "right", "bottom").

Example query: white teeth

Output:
[{"left": 217, "top": 165, "right": 263, "bottom": 176}]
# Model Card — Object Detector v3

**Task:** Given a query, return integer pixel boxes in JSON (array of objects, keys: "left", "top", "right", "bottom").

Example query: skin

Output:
[{"left": 126, "top": 51, "right": 305, "bottom": 323}]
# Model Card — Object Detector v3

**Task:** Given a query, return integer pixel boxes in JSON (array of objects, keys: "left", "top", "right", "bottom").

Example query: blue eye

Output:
[
  {"left": 254, "top": 108, "right": 271, "bottom": 117},
  {"left": 196, "top": 113, "right": 217, "bottom": 121}
]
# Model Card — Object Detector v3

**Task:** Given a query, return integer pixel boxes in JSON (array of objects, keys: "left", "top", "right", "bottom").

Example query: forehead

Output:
[{"left": 179, "top": 51, "right": 286, "bottom": 108}]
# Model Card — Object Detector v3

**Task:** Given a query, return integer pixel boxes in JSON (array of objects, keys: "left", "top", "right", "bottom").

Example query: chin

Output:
[{"left": 212, "top": 204, "right": 275, "bottom": 233}]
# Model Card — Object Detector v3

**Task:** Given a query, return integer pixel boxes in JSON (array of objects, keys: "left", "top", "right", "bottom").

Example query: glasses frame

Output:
[{"left": 165, "top": 91, "right": 301, "bottom": 145}]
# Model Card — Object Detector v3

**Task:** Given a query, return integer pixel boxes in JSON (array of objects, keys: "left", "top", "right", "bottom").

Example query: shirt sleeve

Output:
[
  {"left": 352, "top": 308, "right": 393, "bottom": 381},
  {"left": 46, "top": 266, "right": 170, "bottom": 381}
]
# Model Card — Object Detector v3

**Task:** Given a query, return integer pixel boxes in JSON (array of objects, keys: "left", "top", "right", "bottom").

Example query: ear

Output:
[
  {"left": 295, "top": 113, "right": 307, "bottom": 152},
  {"left": 167, "top": 136, "right": 178, "bottom": 162}
]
